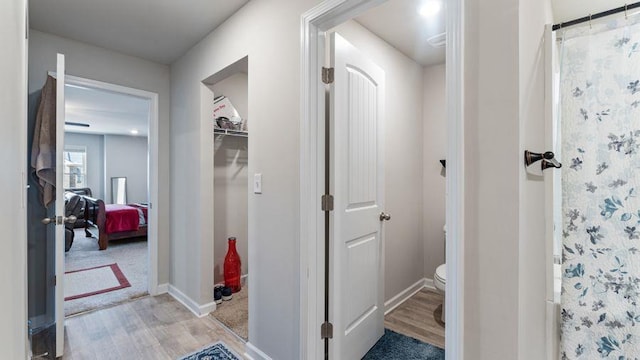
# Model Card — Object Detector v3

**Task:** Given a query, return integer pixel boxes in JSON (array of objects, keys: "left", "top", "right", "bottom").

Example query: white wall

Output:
[
  {"left": 462, "top": 0, "right": 520, "bottom": 358},
  {"left": 333, "top": 21, "right": 426, "bottom": 301},
  {"left": 462, "top": 0, "right": 554, "bottom": 358},
  {"left": 212, "top": 73, "right": 249, "bottom": 284},
  {"left": 170, "top": 1, "right": 321, "bottom": 358},
  {"left": 104, "top": 134, "right": 149, "bottom": 204},
  {"left": 173, "top": 1, "right": 558, "bottom": 359},
  {"left": 65, "top": 132, "right": 105, "bottom": 199},
  {"left": 422, "top": 64, "right": 447, "bottom": 278},
  {"left": 518, "top": 0, "right": 554, "bottom": 358},
  {"left": 28, "top": 29, "right": 171, "bottom": 285},
  {"left": 0, "top": 0, "right": 27, "bottom": 357},
  {"left": 64, "top": 132, "right": 149, "bottom": 204}
]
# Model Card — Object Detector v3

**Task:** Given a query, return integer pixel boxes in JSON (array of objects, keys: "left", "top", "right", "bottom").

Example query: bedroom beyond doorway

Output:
[{"left": 61, "top": 80, "right": 153, "bottom": 316}]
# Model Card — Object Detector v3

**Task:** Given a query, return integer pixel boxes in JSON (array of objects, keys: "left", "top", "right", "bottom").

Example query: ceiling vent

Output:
[{"left": 427, "top": 32, "right": 447, "bottom": 48}]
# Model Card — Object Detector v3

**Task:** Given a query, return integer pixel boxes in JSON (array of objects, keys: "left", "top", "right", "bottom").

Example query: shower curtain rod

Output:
[{"left": 552, "top": 2, "right": 640, "bottom": 31}]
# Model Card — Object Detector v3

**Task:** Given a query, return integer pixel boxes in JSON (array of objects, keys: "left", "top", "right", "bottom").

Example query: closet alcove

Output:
[{"left": 202, "top": 56, "right": 250, "bottom": 340}]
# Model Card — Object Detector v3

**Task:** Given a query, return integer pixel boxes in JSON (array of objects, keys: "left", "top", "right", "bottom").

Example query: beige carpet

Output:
[
  {"left": 211, "top": 286, "right": 248, "bottom": 340},
  {"left": 64, "top": 229, "right": 148, "bottom": 316}
]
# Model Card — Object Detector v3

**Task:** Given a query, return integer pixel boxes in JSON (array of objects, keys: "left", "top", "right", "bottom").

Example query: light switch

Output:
[{"left": 254, "top": 173, "right": 262, "bottom": 194}]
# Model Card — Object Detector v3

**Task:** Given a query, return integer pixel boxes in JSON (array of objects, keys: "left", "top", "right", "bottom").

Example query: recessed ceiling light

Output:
[
  {"left": 130, "top": 129, "right": 139, "bottom": 135},
  {"left": 419, "top": 1, "right": 442, "bottom": 18}
]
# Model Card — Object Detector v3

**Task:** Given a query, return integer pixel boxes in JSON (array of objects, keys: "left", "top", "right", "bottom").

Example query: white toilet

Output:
[
  {"left": 434, "top": 263, "right": 446, "bottom": 323},
  {"left": 433, "top": 225, "right": 446, "bottom": 323}
]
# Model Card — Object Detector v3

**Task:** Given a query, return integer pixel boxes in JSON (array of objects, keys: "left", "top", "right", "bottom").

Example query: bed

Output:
[{"left": 82, "top": 196, "right": 148, "bottom": 250}]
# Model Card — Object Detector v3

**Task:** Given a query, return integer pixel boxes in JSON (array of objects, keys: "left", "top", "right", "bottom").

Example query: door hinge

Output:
[
  {"left": 322, "top": 67, "right": 334, "bottom": 84},
  {"left": 321, "top": 321, "right": 333, "bottom": 340},
  {"left": 53, "top": 276, "right": 56, "bottom": 286},
  {"left": 321, "top": 194, "right": 334, "bottom": 212}
]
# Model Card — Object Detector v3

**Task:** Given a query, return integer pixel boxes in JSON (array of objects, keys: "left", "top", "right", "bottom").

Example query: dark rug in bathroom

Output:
[{"left": 362, "top": 329, "right": 445, "bottom": 360}]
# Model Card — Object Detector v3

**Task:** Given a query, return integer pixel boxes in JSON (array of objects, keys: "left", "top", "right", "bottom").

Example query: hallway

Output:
[{"left": 62, "top": 294, "right": 245, "bottom": 359}]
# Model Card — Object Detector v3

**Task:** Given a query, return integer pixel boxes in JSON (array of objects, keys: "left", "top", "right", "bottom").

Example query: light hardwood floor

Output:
[
  {"left": 62, "top": 288, "right": 444, "bottom": 359},
  {"left": 63, "top": 294, "right": 246, "bottom": 360},
  {"left": 384, "top": 288, "right": 446, "bottom": 349}
]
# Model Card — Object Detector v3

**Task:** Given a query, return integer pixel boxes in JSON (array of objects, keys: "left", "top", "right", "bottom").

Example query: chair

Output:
[
  {"left": 65, "top": 188, "right": 92, "bottom": 228},
  {"left": 64, "top": 194, "right": 83, "bottom": 251}
]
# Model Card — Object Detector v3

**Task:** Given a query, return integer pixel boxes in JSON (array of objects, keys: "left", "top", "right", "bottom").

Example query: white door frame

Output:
[
  {"left": 299, "top": 0, "right": 465, "bottom": 358},
  {"left": 55, "top": 53, "right": 67, "bottom": 357},
  {"left": 49, "top": 72, "right": 162, "bottom": 296},
  {"left": 544, "top": 24, "right": 560, "bottom": 360}
]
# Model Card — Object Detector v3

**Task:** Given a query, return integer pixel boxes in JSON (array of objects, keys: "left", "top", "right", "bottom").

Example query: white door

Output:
[
  {"left": 54, "top": 53, "right": 67, "bottom": 357},
  {"left": 329, "top": 33, "right": 386, "bottom": 360}
]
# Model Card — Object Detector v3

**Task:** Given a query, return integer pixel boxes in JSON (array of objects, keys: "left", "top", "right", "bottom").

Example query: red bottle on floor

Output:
[{"left": 224, "top": 237, "right": 242, "bottom": 293}]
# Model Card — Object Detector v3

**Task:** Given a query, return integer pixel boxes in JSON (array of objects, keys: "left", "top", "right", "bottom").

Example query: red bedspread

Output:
[
  {"left": 128, "top": 203, "right": 148, "bottom": 221},
  {"left": 105, "top": 204, "right": 140, "bottom": 234}
]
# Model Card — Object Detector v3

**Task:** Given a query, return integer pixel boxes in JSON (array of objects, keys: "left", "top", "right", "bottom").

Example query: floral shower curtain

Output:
[{"left": 561, "top": 19, "right": 640, "bottom": 359}]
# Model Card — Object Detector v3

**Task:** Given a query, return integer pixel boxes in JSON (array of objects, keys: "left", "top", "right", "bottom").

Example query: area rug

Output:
[
  {"left": 65, "top": 230, "right": 148, "bottom": 316},
  {"left": 178, "top": 341, "right": 241, "bottom": 360},
  {"left": 64, "top": 263, "right": 130, "bottom": 301},
  {"left": 362, "top": 329, "right": 445, "bottom": 360}
]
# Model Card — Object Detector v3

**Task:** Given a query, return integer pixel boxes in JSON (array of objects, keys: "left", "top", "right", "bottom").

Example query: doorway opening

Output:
[
  {"left": 26, "top": 69, "right": 161, "bottom": 358},
  {"left": 300, "top": 0, "right": 464, "bottom": 358},
  {"left": 203, "top": 56, "right": 251, "bottom": 342},
  {"left": 62, "top": 78, "right": 153, "bottom": 317}
]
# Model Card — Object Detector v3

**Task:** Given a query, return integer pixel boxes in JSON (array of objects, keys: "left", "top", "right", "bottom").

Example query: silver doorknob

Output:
[
  {"left": 379, "top": 212, "right": 391, "bottom": 221},
  {"left": 41, "top": 215, "right": 77, "bottom": 225}
]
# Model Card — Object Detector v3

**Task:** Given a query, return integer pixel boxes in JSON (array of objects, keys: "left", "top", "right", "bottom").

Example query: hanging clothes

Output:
[
  {"left": 31, "top": 75, "right": 57, "bottom": 208},
  {"left": 559, "top": 18, "right": 640, "bottom": 359}
]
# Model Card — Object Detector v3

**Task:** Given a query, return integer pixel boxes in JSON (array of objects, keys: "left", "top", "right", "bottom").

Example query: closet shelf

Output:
[{"left": 214, "top": 128, "right": 248, "bottom": 138}]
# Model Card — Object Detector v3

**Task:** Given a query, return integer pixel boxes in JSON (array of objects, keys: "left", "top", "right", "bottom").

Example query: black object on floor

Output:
[{"left": 362, "top": 329, "right": 445, "bottom": 360}]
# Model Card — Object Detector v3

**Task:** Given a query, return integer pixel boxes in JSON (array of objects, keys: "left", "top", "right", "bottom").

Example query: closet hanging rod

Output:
[
  {"left": 552, "top": 2, "right": 640, "bottom": 31},
  {"left": 214, "top": 128, "right": 248, "bottom": 138}
]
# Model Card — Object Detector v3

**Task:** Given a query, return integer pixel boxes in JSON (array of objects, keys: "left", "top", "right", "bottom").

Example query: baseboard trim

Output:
[
  {"left": 156, "top": 283, "right": 169, "bottom": 295},
  {"left": 168, "top": 285, "right": 216, "bottom": 318},
  {"left": 384, "top": 278, "right": 426, "bottom": 315},
  {"left": 214, "top": 274, "right": 249, "bottom": 288},
  {"left": 424, "top": 278, "right": 436, "bottom": 291},
  {"left": 245, "top": 342, "right": 272, "bottom": 360}
]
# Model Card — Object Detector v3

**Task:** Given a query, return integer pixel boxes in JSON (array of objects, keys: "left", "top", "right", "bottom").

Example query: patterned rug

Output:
[
  {"left": 363, "top": 329, "right": 445, "bottom": 360},
  {"left": 178, "top": 342, "right": 241, "bottom": 360},
  {"left": 65, "top": 231, "right": 148, "bottom": 316},
  {"left": 64, "top": 263, "right": 130, "bottom": 301}
]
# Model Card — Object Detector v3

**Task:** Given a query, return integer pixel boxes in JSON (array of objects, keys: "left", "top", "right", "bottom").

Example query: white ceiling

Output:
[
  {"left": 65, "top": 84, "right": 150, "bottom": 137},
  {"left": 29, "top": 0, "right": 632, "bottom": 67},
  {"left": 355, "top": 0, "right": 446, "bottom": 67},
  {"left": 29, "top": 0, "right": 249, "bottom": 64},
  {"left": 552, "top": 0, "right": 629, "bottom": 23}
]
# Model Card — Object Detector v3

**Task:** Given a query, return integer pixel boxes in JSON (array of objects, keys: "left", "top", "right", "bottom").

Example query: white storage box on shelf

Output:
[{"left": 213, "top": 95, "right": 246, "bottom": 132}]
